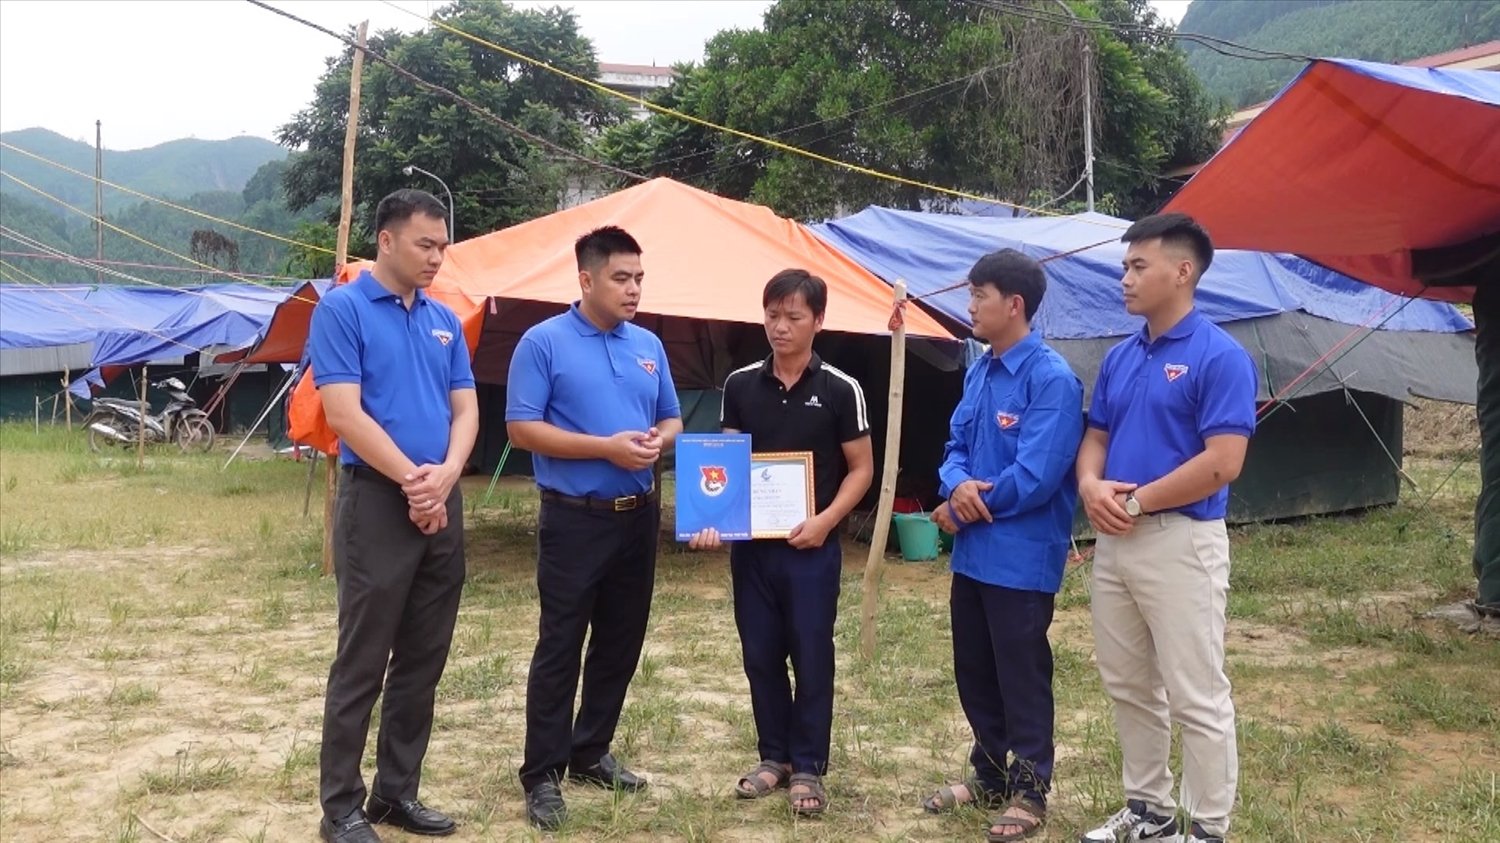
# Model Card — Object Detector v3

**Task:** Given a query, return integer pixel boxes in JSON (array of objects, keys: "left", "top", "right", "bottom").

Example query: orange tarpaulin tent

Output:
[
  {"left": 274, "top": 178, "right": 956, "bottom": 453},
  {"left": 238, "top": 177, "right": 953, "bottom": 372},
  {"left": 433, "top": 177, "right": 953, "bottom": 344}
]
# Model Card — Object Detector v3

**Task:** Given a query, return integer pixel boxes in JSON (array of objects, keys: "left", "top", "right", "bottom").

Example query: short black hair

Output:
[
  {"left": 375, "top": 189, "right": 449, "bottom": 236},
  {"left": 968, "top": 248, "right": 1046, "bottom": 320},
  {"left": 1121, "top": 213, "right": 1214, "bottom": 279},
  {"left": 763, "top": 269, "right": 828, "bottom": 319},
  {"left": 575, "top": 225, "right": 643, "bottom": 272}
]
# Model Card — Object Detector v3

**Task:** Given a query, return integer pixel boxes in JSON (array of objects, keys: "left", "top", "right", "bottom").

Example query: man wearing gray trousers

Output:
[{"left": 309, "top": 189, "right": 478, "bottom": 843}]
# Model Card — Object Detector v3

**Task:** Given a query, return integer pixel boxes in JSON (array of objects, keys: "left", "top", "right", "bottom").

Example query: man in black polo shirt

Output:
[{"left": 689, "top": 269, "right": 874, "bottom": 817}]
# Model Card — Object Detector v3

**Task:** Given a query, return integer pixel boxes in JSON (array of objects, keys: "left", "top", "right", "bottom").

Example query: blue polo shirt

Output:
[
  {"left": 938, "top": 331, "right": 1084, "bottom": 593},
  {"left": 1087, "top": 309, "right": 1257, "bottom": 521},
  {"left": 505, "top": 303, "right": 682, "bottom": 498},
  {"left": 307, "top": 270, "right": 476, "bottom": 468}
]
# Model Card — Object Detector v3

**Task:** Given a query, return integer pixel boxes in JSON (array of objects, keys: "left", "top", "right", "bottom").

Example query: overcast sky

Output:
[{"left": 0, "top": 0, "right": 1192, "bottom": 151}]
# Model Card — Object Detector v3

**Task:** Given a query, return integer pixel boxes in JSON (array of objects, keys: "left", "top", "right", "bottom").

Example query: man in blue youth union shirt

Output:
[
  {"left": 505, "top": 226, "right": 682, "bottom": 831},
  {"left": 1077, "top": 214, "right": 1256, "bottom": 843},
  {"left": 925, "top": 249, "right": 1083, "bottom": 842}
]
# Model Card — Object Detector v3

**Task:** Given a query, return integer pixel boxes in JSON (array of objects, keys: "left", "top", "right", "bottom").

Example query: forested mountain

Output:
[
  {"left": 1180, "top": 0, "right": 1500, "bottom": 107},
  {"left": 0, "top": 131, "right": 332, "bottom": 285}
]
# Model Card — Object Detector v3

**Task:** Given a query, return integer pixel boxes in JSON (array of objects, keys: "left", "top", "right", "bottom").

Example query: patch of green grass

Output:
[
  {"left": 1379, "top": 674, "right": 1499, "bottom": 732},
  {"left": 0, "top": 521, "right": 38, "bottom": 557},
  {"left": 1300, "top": 602, "right": 1458, "bottom": 655},
  {"left": 440, "top": 652, "right": 515, "bottom": 701},
  {"left": 0, "top": 637, "right": 31, "bottom": 687},
  {"left": 106, "top": 682, "right": 160, "bottom": 709},
  {"left": 136, "top": 751, "right": 242, "bottom": 796},
  {"left": 257, "top": 592, "right": 291, "bottom": 629},
  {"left": 273, "top": 732, "right": 319, "bottom": 798}
]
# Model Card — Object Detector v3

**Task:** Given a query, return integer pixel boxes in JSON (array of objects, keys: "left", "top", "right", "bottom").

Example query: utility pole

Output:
[
  {"left": 325, "top": 20, "right": 369, "bottom": 576},
  {"left": 1053, "top": 0, "right": 1094, "bottom": 212},
  {"left": 95, "top": 120, "right": 104, "bottom": 282}
]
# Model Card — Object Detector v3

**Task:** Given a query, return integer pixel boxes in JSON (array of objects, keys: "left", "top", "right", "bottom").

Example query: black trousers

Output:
[
  {"left": 519, "top": 498, "right": 659, "bottom": 792},
  {"left": 950, "top": 573, "right": 1056, "bottom": 805},
  {"left": 730, "top": 539, "right": 842, "bottom": 775},
  {"left": 319, "top": 466, "right": 466, "bottom": 821}
]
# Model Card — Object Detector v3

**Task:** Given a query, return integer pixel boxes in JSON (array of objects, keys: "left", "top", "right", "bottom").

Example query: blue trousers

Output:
[
  {"left": 730, "top": 539, "right": 841, "bottom": 775},
  {"left": 950, "top": 573, "right": 1056, "bottom": 805}
]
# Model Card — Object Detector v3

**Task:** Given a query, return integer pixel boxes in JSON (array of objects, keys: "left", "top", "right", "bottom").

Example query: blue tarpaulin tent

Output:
[
  {"left": 810, "top": 207, "right": 1479, "bottom": 521},
  {"left": 88, "top": 284, "right": 290, "bottom": 368}
]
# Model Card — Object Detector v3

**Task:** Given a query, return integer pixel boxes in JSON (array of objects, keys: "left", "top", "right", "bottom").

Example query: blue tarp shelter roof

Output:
[
  {"left": 88, "top": 284, "right": 291, "bottom": 367},
  {"left": 810, "top": 208, "right": 1474, "bottom": 340}
]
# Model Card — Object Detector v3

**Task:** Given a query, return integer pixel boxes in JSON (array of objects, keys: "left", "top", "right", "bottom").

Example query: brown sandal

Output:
[
  {"left": 734, "top": 761, "right": 790, "bottom": 799},
  {"left": 987, "top": 796, "right": 1045, "bottom": 842},
  {"left": 922, "top": 779, "right": 1004, "bottom": 813},
  {"left": 787, "top": 772, "right": 827, "bottom": 817}
]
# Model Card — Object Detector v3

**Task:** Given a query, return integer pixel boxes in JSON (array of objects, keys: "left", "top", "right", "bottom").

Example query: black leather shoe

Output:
[
  {"left": 568, "top": 752, "right": 648, "bottom": 792},
  {"left": 366, "top": 794, "right": 457, "bottom": 836},
  {"left": 526, "top": 781, "right": 567, "bottom": 830},
  {"left": 320, "top": 810, "right": 382, "bottom": 843}
]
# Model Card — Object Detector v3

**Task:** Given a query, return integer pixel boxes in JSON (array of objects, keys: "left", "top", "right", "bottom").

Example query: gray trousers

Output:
[{"left": 319, "top": 465, "right": 465, "bottom": 821}]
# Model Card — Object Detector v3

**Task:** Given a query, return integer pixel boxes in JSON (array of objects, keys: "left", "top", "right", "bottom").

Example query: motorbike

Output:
[{"left": 84, "top": 377, "right": 216, "bottom": 454}]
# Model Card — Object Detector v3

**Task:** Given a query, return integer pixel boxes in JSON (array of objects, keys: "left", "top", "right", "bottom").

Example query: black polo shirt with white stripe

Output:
[{"left": 720, "top": 353, "right": 871, "bottom": 513}]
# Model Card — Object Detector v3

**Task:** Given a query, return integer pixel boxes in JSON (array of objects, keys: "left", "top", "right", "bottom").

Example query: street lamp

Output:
[{"left": 402, "top": 164, "right": 456, "bottom": 242}]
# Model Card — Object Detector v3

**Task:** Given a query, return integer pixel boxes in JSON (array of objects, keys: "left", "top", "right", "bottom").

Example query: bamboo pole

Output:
[
  {"left": 859, "top": 281, "right": 908, "bottom": 659},
  {"left": 63, "top": 368, "right": 71, "bottom": 429},
  {"left": 324, "top": 20, "right": 368, "bottom": 577}
]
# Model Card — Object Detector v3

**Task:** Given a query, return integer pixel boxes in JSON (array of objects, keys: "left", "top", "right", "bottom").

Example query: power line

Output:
[
  {"left": 642, "top": 60, "right": 1017, "bottom": 173},
  {"left": 0, "top": 174, "right": 319, "bottom": 305},
  {"left": 962, "top": 0, "right": 1313, "bottom": 63},
  {"left": 0, "top": 259, "right": 218, "bottom": 361},
  {"left": 377, "top": 0, "right": 1130, "bottom": 229},
  {"left": 245, "top": 0, "right": 646, "bottom": 184},
  {"left": 0, "top": 140, "right": 336, "bottom": 256},
  {"left": 0, "top": 249, "right": 308, "bottom": 282},
  {"left": 0, "top": 224, "right": 261, "bottom": 294}
]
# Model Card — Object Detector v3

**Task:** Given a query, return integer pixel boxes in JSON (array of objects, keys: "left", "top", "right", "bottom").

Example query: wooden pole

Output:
[
  {"left": 137, "top": 365, "right": 148, "bottom": 468},
  {"left": 859, "top": 281, "right": 908, "bottom": 659},
  {"left": 95, "top": 120, "right": 104, "bottom": 285},
  {"left": 63, "top": 368, "right": 71, "bottom": 429},
  {"left": 324, "top": 20, "right": 368, "bottom": 577}
]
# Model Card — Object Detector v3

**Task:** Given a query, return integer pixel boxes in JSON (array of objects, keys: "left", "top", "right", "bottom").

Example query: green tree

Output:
[
  {"left": 278, "top": 0, "right": 625, "bottom": 242},
  {"left": 283, "top": 220, "right": 341, "bottom": 280},
  {"left": 601, "top": 0, "right": 1222, "bottom": 220}
]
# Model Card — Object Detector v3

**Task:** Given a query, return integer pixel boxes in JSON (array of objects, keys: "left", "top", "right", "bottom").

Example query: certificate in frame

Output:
[{"left": 750, "top": 451, "right": 816, "bottom": 539}]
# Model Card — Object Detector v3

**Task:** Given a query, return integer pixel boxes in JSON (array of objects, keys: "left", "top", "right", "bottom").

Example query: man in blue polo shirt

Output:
[
  {"left": 309, "top": 189, "right": 478, "bottom": 843},
  {"left": 506, "top": 226, "right": 682, "bottom": 830},
  {"left": 921, "top": 249, "right": 1083, "bottom": 842},
  {"left": 1076, "top": 214, "right": 1256, "bottom": 843}
]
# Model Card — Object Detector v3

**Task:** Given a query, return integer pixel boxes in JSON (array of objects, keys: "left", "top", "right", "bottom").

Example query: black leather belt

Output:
[
  {"left": 540, "top": 488, "right": 657, "bottom": 512},
  {"left": 341, "top": 464, "right": 399, "bottom": 487}
]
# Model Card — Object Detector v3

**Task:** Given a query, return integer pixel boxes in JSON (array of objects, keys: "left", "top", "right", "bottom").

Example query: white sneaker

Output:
[{"left": 1078, "top": 799, "right": 1182, "bottom": 842}]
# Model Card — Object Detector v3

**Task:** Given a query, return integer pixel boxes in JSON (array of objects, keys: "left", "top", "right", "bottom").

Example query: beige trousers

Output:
[{"left": 1092, "top": 513, "right": 1238, "bottom": 837}]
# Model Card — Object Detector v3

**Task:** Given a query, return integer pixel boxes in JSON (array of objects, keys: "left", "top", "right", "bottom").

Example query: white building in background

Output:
[
  {"left": 559, "top": 62, "right": 681, "bottom": 208},
  {"left": 597, "top": 62, "right": 679, "bottom": 120}
]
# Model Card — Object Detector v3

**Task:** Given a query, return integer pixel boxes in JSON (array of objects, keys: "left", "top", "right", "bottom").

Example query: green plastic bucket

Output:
[
  {"left": 892, "top": 513, "right": 940, "bottom": 561},
  {"left": 939, "top": 528, "right": 954, "bottom": 554}
]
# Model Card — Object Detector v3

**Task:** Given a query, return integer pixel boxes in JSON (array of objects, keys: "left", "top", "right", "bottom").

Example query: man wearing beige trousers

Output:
[{"left": 1076, "top": 214, "right": 1256, "bottom": 843}]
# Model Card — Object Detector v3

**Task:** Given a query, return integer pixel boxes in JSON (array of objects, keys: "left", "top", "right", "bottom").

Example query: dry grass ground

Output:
[{"left": 1, "top": 420, "right": 1497, "bottom": 842}]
